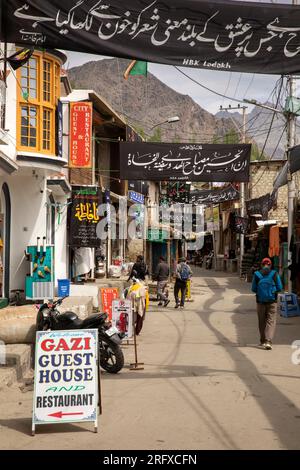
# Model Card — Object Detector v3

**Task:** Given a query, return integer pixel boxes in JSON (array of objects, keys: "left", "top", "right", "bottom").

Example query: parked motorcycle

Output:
[
  {"left": 206, "top": 251, "right": 214, "bottom": 270},
  {"left": 36, "top": 297, "right": 124, "bottom": 374}
]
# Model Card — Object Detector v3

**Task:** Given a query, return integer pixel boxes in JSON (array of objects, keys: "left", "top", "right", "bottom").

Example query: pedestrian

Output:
[
  {"left": 251, "top": 257, "right": 282, "bottom": 350},
  {"left": 154, "top": 256, "right": 170, "bottom": 307},
  {"left": 127, "top": 255, "right": 149, "bottom": 282},
  {"left": 174, "top": 257, "right": 192, "bottom": 309}
]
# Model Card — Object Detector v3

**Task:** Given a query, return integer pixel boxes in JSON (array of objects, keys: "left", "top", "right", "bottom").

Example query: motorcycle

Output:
[
  {"left": 36, "top": 296, "right": 124, "bottom": 374},
  {"left": 206, "top": 251, "right": 214, "bottom": 270}
]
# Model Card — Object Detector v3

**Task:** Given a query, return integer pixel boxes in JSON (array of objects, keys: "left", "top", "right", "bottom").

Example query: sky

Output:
[{"left": 63, "top": 0, "right": 298, "bottom": 117}]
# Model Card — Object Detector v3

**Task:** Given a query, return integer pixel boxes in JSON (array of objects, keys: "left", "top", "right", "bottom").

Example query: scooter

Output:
[{"left": 36, "top": 296, "right": 124, "bottom": 374}]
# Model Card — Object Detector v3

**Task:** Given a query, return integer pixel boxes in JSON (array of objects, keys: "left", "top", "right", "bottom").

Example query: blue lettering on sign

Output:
[{"left": 128, "top": 191, "right": 144, "bottom": 204}]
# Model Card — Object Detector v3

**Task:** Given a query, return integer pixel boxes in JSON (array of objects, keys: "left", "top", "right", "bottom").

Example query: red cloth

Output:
[{"left": 269, "top": 226, "right": 280, "bottom": 258}]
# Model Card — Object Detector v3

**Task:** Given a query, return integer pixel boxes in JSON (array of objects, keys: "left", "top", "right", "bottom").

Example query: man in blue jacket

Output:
[{"left": 251, "top": 257, "right": 282, "bottom": 350}]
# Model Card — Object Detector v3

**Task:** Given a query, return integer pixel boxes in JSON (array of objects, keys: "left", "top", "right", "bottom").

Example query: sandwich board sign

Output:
[
  {"left": 32, "top": 329, "right": 98, "bottom": 435},
  {"left": 112, "top": 299, "right": 133, "bottom": 340}
]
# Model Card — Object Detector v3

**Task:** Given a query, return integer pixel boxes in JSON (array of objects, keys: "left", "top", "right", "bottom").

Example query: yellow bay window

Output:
[{"left": 17, "top": 51, "right": 61, "bottom": 155}]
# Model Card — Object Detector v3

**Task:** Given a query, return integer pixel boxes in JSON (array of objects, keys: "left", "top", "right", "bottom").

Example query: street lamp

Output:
[{"left": 149, "top": 116, "right": 180, "bottom": 130}]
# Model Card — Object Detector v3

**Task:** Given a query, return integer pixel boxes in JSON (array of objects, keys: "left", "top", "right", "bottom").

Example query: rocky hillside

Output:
[{"left": 67, "top": 58, "right": 235, "bottom": 143}]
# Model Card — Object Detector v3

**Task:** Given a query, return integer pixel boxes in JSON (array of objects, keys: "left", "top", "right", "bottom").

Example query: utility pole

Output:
[
  {"left": 219, "top": 104, "right": 247, "bottom": 276},
  {"left": 287, "top": 74, "right": 297, "bottom": 292}
]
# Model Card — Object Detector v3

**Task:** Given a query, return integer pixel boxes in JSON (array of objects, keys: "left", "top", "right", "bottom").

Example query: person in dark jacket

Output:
[
  {"left": 154, "top": 256, "right": 170, "bottom": 307},
  {"left": 251, "top": 257, "right": 282, "bottom": 350},
  {"left": 128, "top": 255, "right": 149, "bottom": 282}
]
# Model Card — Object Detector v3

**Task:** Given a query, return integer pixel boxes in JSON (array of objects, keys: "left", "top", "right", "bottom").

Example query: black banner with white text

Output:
[{"left": 120, "top": 142, "right": 251, "bottom": 182}]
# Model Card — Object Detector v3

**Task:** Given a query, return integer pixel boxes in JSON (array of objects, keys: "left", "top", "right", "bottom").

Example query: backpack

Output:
[
  {"left": 180, "top": 264, "right": 190, "bottom": 282},
  {"left": 255, "top": 270, "right": 277, "bottom": 303}
]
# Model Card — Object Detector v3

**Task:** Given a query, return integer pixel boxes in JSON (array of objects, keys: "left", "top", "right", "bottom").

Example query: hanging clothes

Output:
[{"left": 269, "top": 225, "right": 280, "bottom": 258}]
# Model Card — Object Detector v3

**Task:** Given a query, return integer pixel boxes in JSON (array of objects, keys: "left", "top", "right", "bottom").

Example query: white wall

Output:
[{"left": 53, "top": 195, "right": 68, "bottom": 283}]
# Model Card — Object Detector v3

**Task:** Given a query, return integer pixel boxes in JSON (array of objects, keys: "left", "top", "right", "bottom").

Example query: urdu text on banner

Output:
[
  {"left": 4, "top": 0, "right": 300, "bottom": 74},
  {"left": 120, "top": 142, "right": 251, "bottom": 182}
]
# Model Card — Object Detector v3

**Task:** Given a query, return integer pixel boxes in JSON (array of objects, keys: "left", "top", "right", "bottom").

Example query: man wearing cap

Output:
[
  {"left": 174, "top": 257, "right": 192, "bottom": 309},
  {"left": 251, "top": 258, "right": 282, "bottom": 350}
]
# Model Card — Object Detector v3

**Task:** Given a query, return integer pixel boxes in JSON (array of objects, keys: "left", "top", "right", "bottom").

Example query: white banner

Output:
[{"left": 112, "top": 300, "right": 133, "bottom": 340}]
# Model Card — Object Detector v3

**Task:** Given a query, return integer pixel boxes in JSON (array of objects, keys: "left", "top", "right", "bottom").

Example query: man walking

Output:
[
  {"left": 174, "top": 257, "right": 192, "bottom": 309},
  {"left": 154, "top": 256, "right": 170, "bottom": 307},
  {"left": 251, "top": 257, "right": 282, "bottom": 350}
]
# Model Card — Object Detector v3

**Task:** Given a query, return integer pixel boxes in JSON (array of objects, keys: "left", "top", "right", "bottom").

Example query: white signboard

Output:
[
  {"left": 32, "top": 329, "right": 98, "bottom": 434},
  {"left": 112, "top": 299, "right": 133, "bottom": 340}
]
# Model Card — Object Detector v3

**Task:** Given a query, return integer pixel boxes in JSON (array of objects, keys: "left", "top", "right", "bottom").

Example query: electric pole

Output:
[
  {"left": 287, "top": 75, "right": 297, "bottom": 292},
  {"left": 219, "top": 104, "right": 248, "bottom": 276}
]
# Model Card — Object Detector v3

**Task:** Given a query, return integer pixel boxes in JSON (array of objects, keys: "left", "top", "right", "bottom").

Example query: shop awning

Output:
[
  {"left": 47, "top": 176, "right": 71, "bottom": 196},
  {"left": 0, "top": 150, "right": 18, "bottom": 174}
]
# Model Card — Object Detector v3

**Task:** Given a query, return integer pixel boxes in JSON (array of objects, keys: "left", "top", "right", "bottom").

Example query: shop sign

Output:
[
  {"left": 112, "top": 299, "right": 133, "bottom": 340},
  {"left": 101, "top": 288, "right": 119, "bottom": 321},
  {"left": 32, "top": 329, "right": 98, "bottom": 431},
  {"left": 147, "top": 228, "right": 169, "bottom": 242},
  {"left": 69, "top": 186, "right": 100, "bottom": 247},
  {"left": 69, "top": 102, "right": 92, "bottom": 168},
  {"left": 128, "top": 190, "right": 144, "bottom": 204}
]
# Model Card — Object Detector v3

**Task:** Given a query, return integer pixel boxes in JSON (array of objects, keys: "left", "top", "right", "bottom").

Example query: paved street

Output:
[{"left": 0, "top": 269, "right": 300, "bottom": 450}]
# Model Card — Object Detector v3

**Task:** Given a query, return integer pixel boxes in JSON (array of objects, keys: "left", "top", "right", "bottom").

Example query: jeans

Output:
[
  {"left": 174, "top": 279, "right": 187, "bottom": 306},
  {"left": 157, "top": 280, "right": 168, "bottom": 302},
  {"left": 256, "top": 302, "right": 277, "bottom": 343}
]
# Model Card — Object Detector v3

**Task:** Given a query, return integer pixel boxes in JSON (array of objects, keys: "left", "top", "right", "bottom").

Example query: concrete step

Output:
[{"left": 0, "top": 344, "right": 33, "bottom": 389}]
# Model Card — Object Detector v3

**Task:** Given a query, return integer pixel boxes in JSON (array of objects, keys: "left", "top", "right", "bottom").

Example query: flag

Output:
[
  {"left": 7, "top": 48, "right": 34, "bottom": 71},
  {"left": 124, "top": 60, "right": 147, "bottom": 79}
]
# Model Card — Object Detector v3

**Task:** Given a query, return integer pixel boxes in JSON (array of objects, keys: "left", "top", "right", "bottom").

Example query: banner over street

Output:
[
  {"left": 4, "top": 0, "right": 300, "bottom": 74},
  {"left": 120, "top": 142, "right": 251, "bottom": 182}
]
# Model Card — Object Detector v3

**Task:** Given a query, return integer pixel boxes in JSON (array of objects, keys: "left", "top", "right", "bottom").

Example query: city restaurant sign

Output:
[
  {"left": 4, "top": 1, "right": 300, "bottom": 75},
  {"left": 120, "top": 142, "right": 251, "bottom": 182}
]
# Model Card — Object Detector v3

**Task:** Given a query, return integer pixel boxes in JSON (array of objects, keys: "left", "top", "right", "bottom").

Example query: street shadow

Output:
[
  {"left": 199, "top": 275, "right": 300, "bottom": 449},
  {"left": 0, "top": 417, "right": 93, "bottom": 437}
]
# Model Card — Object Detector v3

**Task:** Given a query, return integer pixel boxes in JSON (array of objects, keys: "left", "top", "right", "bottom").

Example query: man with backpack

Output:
[
  {"left": 174, "top": 257, "right": 192, "bottom": 309},
  {"left": 251, "top": 257, "right": 283, "bottom": 350}
]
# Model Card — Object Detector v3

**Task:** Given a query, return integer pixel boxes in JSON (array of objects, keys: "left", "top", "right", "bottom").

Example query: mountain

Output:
[
  {"left": 217, "top": 104, "right": 292, "bottom": 160},
  {"left": 67, "top": 58, "right": 235, "bottom": 143}
]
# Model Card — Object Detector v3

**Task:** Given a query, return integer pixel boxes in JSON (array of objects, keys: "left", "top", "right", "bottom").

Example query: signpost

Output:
[
  {"left": 100, "top": 288, "right": 119, "bottom": 321},
  {"left": 112, "top": 299, "right": 133, "bottom": 340},
  {"left": 32, "top": 329, "right": 99, "bottom": 435}
]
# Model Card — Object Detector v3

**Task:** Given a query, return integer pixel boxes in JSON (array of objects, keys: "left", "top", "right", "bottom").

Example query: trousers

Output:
[{"left": 256, "top": 302, "right": 277, "bottom": 343}]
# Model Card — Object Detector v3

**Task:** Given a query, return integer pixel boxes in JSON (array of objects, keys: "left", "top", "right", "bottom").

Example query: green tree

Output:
[{"left": 148, "top": 127, "right": 162, "bottom": 142}]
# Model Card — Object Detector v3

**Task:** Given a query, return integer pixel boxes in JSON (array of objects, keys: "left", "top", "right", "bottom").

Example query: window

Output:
[
  {"left": 21, "top": 106, "right": 37, "bottom": 148},
  {"left": 17, "top": 51, "right": 61, "bottom": 154},
  {"left": 21, "top": 57, "right": 37, "bottom": 100},
  {"left": 43, "top": 60, "right": 51, "bottom": 102},
  {"left": 43, "top": 109, "right": 51, "bottom": 150}
]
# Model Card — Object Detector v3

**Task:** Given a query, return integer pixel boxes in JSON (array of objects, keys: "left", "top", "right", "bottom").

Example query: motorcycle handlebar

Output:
[{"left": 49, "top": 296, "right": 68, "bottom": 308}]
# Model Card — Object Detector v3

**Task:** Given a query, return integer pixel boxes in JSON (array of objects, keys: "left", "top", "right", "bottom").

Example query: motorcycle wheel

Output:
[{"left": 99, "top": 336, "right": 124, "bottom": 374}]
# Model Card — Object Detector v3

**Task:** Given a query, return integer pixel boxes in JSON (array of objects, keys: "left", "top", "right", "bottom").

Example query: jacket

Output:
[{"left": 155, "top": 262, "right": 169, "bottom": 281}]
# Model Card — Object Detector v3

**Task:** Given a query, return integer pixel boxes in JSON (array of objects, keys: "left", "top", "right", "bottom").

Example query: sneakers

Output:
[
  {"left": 175, "top": 304, "right": 179, "bottom": 309},
  {"left": 164, "top": 300, "right": 170, "bottom": 307},
  {"left": 264, "top": 342, "right": 272, "bottom": 350},
  {"left": 158, "top": 302, "right": 163, "bottom": 306}
]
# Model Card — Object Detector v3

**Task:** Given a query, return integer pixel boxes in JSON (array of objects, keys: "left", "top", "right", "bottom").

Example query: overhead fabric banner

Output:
[
  {"left": 120, "top": 142, "right": 251, "bottom": 182},
  {"left": 69, "top": 186, "right": 100, "bottom": 247},
  {"left": 190, "top": 186, "right": 239, "bottom": 205},
  {"left": 4, "top": 1, "right": 300, "bottom": 74},
  {"left": 246, "top": 193, "right": 271, "bottom": 220}
]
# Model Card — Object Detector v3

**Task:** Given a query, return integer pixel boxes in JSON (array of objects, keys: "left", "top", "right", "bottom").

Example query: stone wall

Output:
[{"left": 250, "top": 160, "right": 288, "bottom": 223}]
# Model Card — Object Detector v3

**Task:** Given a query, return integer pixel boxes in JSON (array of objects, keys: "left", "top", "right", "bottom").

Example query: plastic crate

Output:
[
  {"left": 279, "top": 293, "right": 300, "bottom": 317},
  {"left": 57, "top": 279, "right": 70, "bottom": 297}
]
